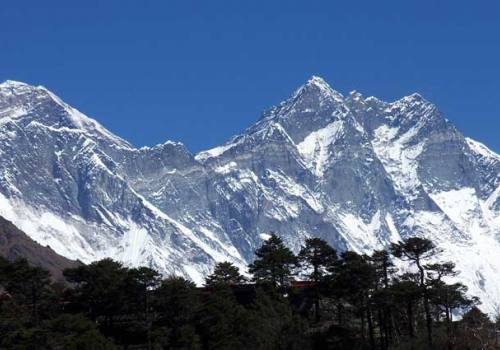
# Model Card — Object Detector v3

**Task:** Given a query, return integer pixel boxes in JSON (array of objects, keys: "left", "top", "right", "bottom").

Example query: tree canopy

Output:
[{"left": 0, "top": 234, "right": 491, "bottom": 350}]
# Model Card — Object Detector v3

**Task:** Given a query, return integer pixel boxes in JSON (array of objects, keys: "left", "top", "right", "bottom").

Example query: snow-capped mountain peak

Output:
[
  {"left": 0, "top": 79, "right": 33, "bottom": 90},
  {"left": 0, "top": 80, "right": 132, "bottom": 151},
  {"left": 0, "top": 78, "right": 499, "bottom": 313},
  {"left": 291, "top": 75, "right": 344, "bottom": 106},
  {"left": 299, "top": 75, "right": 337, "bottom": 94}
]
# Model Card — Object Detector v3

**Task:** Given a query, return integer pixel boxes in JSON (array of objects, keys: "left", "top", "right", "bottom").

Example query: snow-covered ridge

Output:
[
  {"left": 467, "top": 138, "right": 500, "bottom": 161},
  {"left": 291, "top": 75, "right": 344, "bottom": 101},
  {"left": 0, "top": 80, "right": 133, "bottom": 150},
  {"left": 1, "top": 77, "right": 500, "bottom": 313}
]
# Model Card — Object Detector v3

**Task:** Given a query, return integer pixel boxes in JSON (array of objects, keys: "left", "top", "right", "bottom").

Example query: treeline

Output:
[{"left": 1, "top": 235, "right": 499, "bottom": 349}]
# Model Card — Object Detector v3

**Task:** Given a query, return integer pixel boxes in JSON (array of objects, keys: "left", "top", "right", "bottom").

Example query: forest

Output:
[{"left": 0, "top": 235, "right": 499, "bottom": 350}]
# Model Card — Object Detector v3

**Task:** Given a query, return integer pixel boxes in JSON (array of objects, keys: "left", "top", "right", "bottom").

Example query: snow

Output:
[
  {"left": 214, "top": 161, "right": 238, "bottom": 175},
  {"left": 486, "top": 185, "right": 500, "bottom": 209},
  {"left": 429, "top": 188, "right": 484, "bottom": 234},
  {"left": 0, "top": 107, "right": 27, "bottom": 122},
  {"left": 297, "top": 120, "right": 343, "bottom": 176},
  {"left": 0, "top": 81, "right": 132, "bottom": 150},
  {"left": 27, "top": 121, "right": 83, "bottom": 134},
  {"left": 132, "top": 188, "right": 246, "bottom": 267},
  {"left": 254, "top": 121, "right": 296, "bottom": 144},
  {"left": 40, "top": 87, "right": 132, "bottom": 149},
  {"left": 291, "top": 75, "right": 344, "bottom": 104},
  {"left": 338, "top": 211, "right": 383, "bottom": 253},
  {"left": 434, "top": 221, "right": 500, "bottom": 313},
  {"left": 119, "top": 224, "right": 150, "bottom": 266},
  {"left": 198, "top": 226, "right": 243, "bottom": 260},
  {"left": 466, "top": 138, "right": 500, "bottom": 161},
  {"left": 0, "top": 80, "right": 33, "bottom": 97},
  {"left": 2, "top": 78, "right": 500, "bottom": 313},
  {"left": 183, "top": 265, "right": 205, "bottom": 286},
  {"left": 266, "top": 170, "right": 323, "bottom": 213},
  {"left": 0, "top": 193, "right": 97, "bottom": 262},
  {"left": 196, "top": 142, "right": 237, "bottom": 162},
  {"left": 139, "top": 140, "right": 185, "bottom": 152},
  {"left": 89, "top": 153, "right": 114, "bottom": 175},
  {"left": 372, "top": 124, "right": 425, "bottom": 198},
  {"left": 385, "top": 213, "right": 402, "bottom": 243},
  {"left": 259, "top": 233, "right": 272, "bottom": 241},
  {"left": 482, "top": 186, "right": 500, "bottom": 232}
]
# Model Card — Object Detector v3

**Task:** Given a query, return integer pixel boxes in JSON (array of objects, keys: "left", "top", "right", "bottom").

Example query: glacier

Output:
[{"left": 0, "top": 77, "right": 499, "bottom": 311}]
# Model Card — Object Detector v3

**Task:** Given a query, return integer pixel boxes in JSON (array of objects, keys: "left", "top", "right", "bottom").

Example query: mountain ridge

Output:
[{"left": 0, "top": 77, "right": 499, "bottom": 312}]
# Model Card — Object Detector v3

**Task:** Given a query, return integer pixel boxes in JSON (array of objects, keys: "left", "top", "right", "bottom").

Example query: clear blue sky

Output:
[{"left": 1, "top": 1, "right": 499, "bottom": 153}]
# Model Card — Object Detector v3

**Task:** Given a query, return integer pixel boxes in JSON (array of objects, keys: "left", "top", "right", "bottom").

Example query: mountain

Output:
[
  {"left": 0, "top": 215, "right": 80, "bottom": 281},
  {"left": 0, "top": 77, "right": 499, "bottom": 311}
]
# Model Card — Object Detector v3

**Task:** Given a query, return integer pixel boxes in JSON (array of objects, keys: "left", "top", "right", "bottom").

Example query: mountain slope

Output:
[
  {"left": 0, "top": 215, "right": 80, "bottom": 281},
  {"left": 0, "top": 77, "right": 499, "bottom": 311},
  {"left": 0, "top": 80, "right": 247, "bottom": 284}
]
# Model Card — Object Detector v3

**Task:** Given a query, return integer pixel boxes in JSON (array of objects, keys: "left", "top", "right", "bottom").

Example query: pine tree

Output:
[
  {"left": 0, "top": 313, "right": 118, "bottom": 349},
  {"left": 370, "top": 250, "right": 396, "bottom": 289},
  {"left": 127, "top": 266, "right": 161, "bottom": 350},
  {"left": 458, "top": 307, "right": 496, "bottom": 349},
  {"left": 333, "top": 251, "right": 377, "bottom": 350},
  {"left": 391, "top": 237, "right": 440, "bottom": 348},
  {"left": 205, "top": 261, "right": 246, "bottom": 288},
  {"left": 0, "top": 236, "right": 491, "bottom": 349},
  {"left": 425, "top": 262, "right": 476, "bottom": 350},
  {"left": 298, "top": 238, "right": 337, "bottom": 283},
  {"left": 298, "top": 238, "right": 336, "bottom": 322},
  {"left": 370, "top": 250, "right": 396, "bottom": 349},
  {"left": 389, "top": 273, "right": 421, "bottom": 340},
  {"left": 3, "top": 258, "right": 52, "bottom": 324},
  {"left": 249, "top": 234, "right": 297, "bottom": 290},
  {"left": 152, "top": 276, "right": 201, "bottom": 349},
  {"left": 63, "top": 259, "right": 127, "bottom": 327},
  {"left": 197, "top": 286, "right": 248, "bottom": 350}
]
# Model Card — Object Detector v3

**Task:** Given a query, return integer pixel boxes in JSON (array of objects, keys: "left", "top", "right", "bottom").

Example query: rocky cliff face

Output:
[{"left": 0, "top": 77, "right": 498, "bottom": 311}]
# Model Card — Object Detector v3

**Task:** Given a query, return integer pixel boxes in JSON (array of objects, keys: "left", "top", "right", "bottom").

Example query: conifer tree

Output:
[
  {"left": 0, "top": 235, "right": 492, "bottom": 349},
  {"left": 0, "top": 314, "right": 118, "bottom": 349},
  {"left": 334, "top": 251, "right": 377, "bottom": 349},
  {"left": 298, "top": 238, "right": 337, "bottom": 283},
  {"left": 197, "top": 286, "right": 248, "bottom": 350},
  {"left": 370, "top": 250, "right": 396, "bottom": 289},
  {"left": 370, "top": 250, "right": 396, "bottom": 349},
  {"left": 63, "top": 258, "right": 129, "bottom": 338},
  {"left": 127, "top": 266, "right": 161, "bottom": 350},
  {"left": 391, "top": 237, "right": 440, "bottom": 348},
  {"left": 249, "top": 234, "right": 297, "bottom": 290},
  {"left": 205, "top": 261, "right": 246, "bottom": 288},
  {"left": 298, "top": 238, "right": 336, "bottom": 321},
  {"left": 3, "top": 258, "right": 52, "bottom": 324},
  {"left": 152, "top": 276, "right": 201, "bottom": 349},
  {"left": 389, "top": 273, "right": 421, "bottom": 340},
  {"left": 459, "top": 307, "right": 496, "bottom": 349}
]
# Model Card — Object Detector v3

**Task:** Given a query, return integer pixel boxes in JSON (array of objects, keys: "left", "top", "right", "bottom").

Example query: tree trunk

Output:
[
  {"left": 145, "top": 288, "right": 152, "bottom": 350},
  {"left": 423, "top": 292, "right": 433, "bottom": 347},
  {"left": 314, "top": 293, "right": 320, "bottom": 322},
  {"left": 407, "top": 301, "right": 414, "bottom": 338},
  {"left": 337, "top": 303, "right": 343, "bottom": 326},
  {"left": 445, "top": 304, "right": 452, "bottom": 350},
  {"left": 416, "top": 258, "right": 433, "bottom": 348},
  {"left": 313, "top": 263, "right": 320, "bottom": 322},
  {"left": 367, "top": 302, "right": 376, "bottom": 350},
  {"left": 378, "top": 309, "right": 387, "bottom": 350},
  {"left": 361, "top": 310, "right": 366, "bottom": 344}
]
